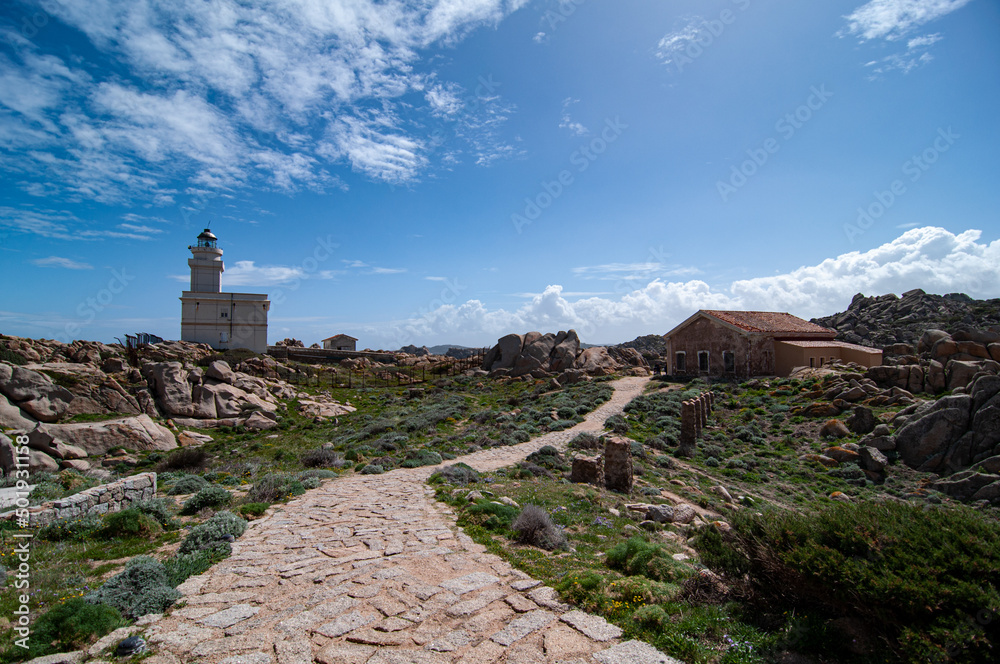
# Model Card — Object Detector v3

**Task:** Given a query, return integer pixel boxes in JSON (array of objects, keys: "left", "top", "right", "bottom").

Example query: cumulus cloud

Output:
[
  {"left": 368, "top": 227, "right": 1000, "bottom": 347},
  {"left": 0, "top": 0, "right": 528, "bottom": 202}
]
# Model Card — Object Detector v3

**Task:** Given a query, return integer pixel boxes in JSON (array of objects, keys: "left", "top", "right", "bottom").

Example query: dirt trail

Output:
[{"left": 139, "top": 375, "right": 684, "bottom": 664}]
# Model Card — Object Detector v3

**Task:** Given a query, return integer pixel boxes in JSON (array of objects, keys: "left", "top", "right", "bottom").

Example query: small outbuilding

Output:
[
  {"left": 663, "top": 310, "right": 882, "bottom": 378},
  {"left": 322, "top": 334, "right": 358, "bottom": 351}
]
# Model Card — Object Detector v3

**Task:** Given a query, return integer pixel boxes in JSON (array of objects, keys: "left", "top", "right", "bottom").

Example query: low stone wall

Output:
[{"left": 16, "top": 472, "right": 157, "bottom": 527}]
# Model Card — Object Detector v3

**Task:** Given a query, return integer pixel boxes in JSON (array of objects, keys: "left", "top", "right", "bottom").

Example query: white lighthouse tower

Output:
[{"left": 179, "top": 229, "right": 269, "bottom": 353}]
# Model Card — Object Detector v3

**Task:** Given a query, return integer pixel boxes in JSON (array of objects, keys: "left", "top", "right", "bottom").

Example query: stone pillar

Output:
[
  {"left": 679, "top": 401, "right": 697, "bottom": 457},
  {"left": 571, "top": 455, "right": 603, "bottom": 486},
  {"left": 603, "top": 435, "right": 633, "bottom": 493},
  {"left": 699, "top": 394, "right": 709, "bottom": 427}
]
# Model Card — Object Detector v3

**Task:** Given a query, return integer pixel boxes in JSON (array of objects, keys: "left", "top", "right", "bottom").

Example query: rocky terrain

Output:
[
  {"left": 0, "top": 336, "right": 353, "bottom": 476},
  {"left": 481, "top": 330, "right": 648, "bottom": 381},
  {"left": 811, "top": 288, "right": 1000, "bottom": 347}
]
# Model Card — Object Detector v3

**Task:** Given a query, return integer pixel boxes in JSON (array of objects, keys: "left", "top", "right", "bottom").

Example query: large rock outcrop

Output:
[
  {"left": 889, "top": 375, "right": 1000, "bottom": 503},
  {"left": 481, "top": 330, "right": 648, "bottom": 378},
  {"left": 866, "top": 328, "right": 1000, "bottom": 395},
  {"left": 812, "top": 289, "right": 1000, "bottom": 348}
]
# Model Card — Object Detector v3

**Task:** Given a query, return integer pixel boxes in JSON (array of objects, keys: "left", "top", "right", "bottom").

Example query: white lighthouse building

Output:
[{"left": 180, "top": 229, "right": 269, "bottom": 353}]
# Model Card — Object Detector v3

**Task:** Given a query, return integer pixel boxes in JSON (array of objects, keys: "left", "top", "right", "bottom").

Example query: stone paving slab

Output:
[{"left": 138, "top": 377, "right": 686, "bottom": 664}]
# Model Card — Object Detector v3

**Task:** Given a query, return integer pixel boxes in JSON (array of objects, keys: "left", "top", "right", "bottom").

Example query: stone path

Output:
[{"left": 143, "top": 376, "right": 684, "bottom": 664}]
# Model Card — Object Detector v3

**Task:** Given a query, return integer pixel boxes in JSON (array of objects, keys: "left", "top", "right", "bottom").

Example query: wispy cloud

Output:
[
  {"left": 842, "top": 0, "right": 972, "bottom": 41},
  {"left": 31, "top": 256, "right": 93, "bottom": 270},
  {"left": 343, "top": 259, "right": 407, "bottom": 275},
  {"left": 0, "top": 206, "right": 164, "bottom": 241},
  {"left": 0, "top": 0, "right": 528, "bottom": 203},
  {"left": 841, "top": 0, "right": 971, "bottom": 75},
  {"left": 656, "top": 17, "right": 706, "bottom": 69},
  {"left": 572, "top": 262, "right": 701, "bottom": 281},
  {"left": 558, "top": 98, "right": 588, "bottom": 136},
  {"left": 169, "top": 260, "right": 338, "bottom": 286}
]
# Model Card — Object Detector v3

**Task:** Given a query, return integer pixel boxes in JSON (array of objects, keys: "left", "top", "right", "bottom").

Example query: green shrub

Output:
[
  {"left": 237, "top": 502, "right": 269, "bottom": 517},
  {"left": 606, "top": 536, "right": 693, "bottom": 583},
  {"left": 166, "top": 474, "right": 209, "bottom": 495},
  {"left": 300, "top": 447, "right": 346, "bottom": 468},
  {"left": 246, "top": 473, "right": 305, "bottom": 503},
  {"left": 400, "top": 449, "right": 443, "bottom": 468},
  {"left": 299, "top": 469, "right": 337, "bottom": 480},
  {"left": 0, "top": 348, "right": 28, "bottom": 365},
  {"left": 85, "top": 556, "right": 181, "bottom": 619},
  {"left": 97, "top": 508, "right": 161, "bottom": 539},
  {"left": 568, "top": 432, "right": 602, "bottom": 451},
  {"left": 131, "top": 498, "right": 177, "bottom": 529},
  {"left": 694, "top": 501, "right": 1000, "bottom": 662},
  {"left": 301, "top": 476, "right": 321, "bottom": 489},
  {"left": 157, "top": 448, "right": 209, "bottom": 472},
  {"left": 360, "top": 464, "right": 385, "bottom": 475},
  {"left": 164, "top": 548, "right": 227, "bottom": 587},
  {"left": 181, "top": 485, "right": 232, "bottom": 514},
  {"left": 605, "top": 414, "right": 629, "bottom": 434},
  {"left": 525, "top": 445, "right": 568, "bottom": 471},
  {"left": 429, "top": 463, "right": 480, "bottom": 485},
  {"left": 512, "top": 504, "right": 567, "bottom": 551},
  {"left": 22, "top": 598, "right": 122, "bottom": 659},
  {"left": 466, "top": 500, "right": 519, "bottom": 531},
  {"left": 37, "top": 514, "right": 103, "bottom": 542},
  {"left": 178, "top": 511, "right": 247, "bottom": 555}
]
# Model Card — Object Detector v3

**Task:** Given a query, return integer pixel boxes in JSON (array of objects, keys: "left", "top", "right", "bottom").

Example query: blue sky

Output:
[{"left": 1, "top": 0, "right": 998, "bottom": 349}]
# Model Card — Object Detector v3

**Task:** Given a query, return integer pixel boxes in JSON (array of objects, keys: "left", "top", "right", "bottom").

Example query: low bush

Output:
[
  {"left": 606, "top": 536, "right": 693, "bottom": 583},
  {"left": 300, "top": 447, "right": 347, "bottom": 468},
  {"left": 401, "top": 449, "right": 443, "bottom": 468},
  {"left": 164, "top": 547, "right": 227, "bottom": 587},
  {"left": 178, "top": 511, "right": 247, "bottom": 555},
  {"left": 605, "top": 414, "right": 630, "bottom": 434},
  {"left": 131, "top": 498, "right": 178, "bottom": 529},
  {"left": 429, "top": 463, "right": 480, "bottom": 485},
  {"left": 360, "top": 464, "right": 385, "bottom": 475},
  {"left": 97, "top": 509, "right": 161, "bottom": 540},
  {"left": 21, "top": 598, "right": 122, "bottom": 659},
  {"left": 301, "top": 476, "right": 322, "bottom": 489},
  {"left": 181, "top": 485, "right": 232, "bottom": 514},
  {"left": 511, "top": 504, "right": 567, "bottom": 551},
  {"left": 85, "top": 556, "right": 181, "bottom": 619},
  {"left": 465, "top": 500, "right": 518, "bottom": 531},
  {"left": 299, "top": 469, "right": 338, "bottom": 479},
  {"left": 166, "top": 474, "right": 209, "bottom": 495},
  {"left": 693, "top": 501, "right": 1000, "bottom": 662},
  {"left": 568, "top": 432, "right": 602, "bottom": 451},
  {"left": 157, "top": 448, "right": 209, "bottom": 472},
  {"left": 246, "top": 473, "right": 305, "bottom": 503},
  {"left": 37, "top": 514, "right": 103, "bottom": 542},
  {"left": 525, "top": 445, "right": 568, "bottom": 471},
  {"left": 237, "top": 502, "right": 270, "bottom": 517}
]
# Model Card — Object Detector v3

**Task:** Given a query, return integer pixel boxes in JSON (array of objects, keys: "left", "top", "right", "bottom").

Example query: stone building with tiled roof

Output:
[{"left": 663, "top": 310, "right": 881, "bottom": 378}]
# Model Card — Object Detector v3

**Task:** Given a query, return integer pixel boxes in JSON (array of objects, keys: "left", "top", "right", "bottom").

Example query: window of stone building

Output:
[
  {"left": 220, "top": 311, "right": 228, "bottom": 318},
  {"left": 698, "top": 351, "right": 710, "bottom": 372},
  {"left": 820, "top": 357, "right": 825, "bottom": 366},
  {"left": 676, "top": 352, "right": 686, "bottom": 372},
  {"left": 810, "top": 357, "right": 815, "bottom": 368},
  {"left": 723, "top": 351, "right": 735, "bottom": 372}
]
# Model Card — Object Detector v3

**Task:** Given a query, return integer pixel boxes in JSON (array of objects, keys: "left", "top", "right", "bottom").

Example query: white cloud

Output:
[
  {"left": 0, "top": 206, "right": 164, "bottom": 241},
  {"left": 656, "top": 18, "right": 706, "bottom": 69},
  {"left": 558, "top": 97, "right": 588, "bottom": 136},
  {"left": 0, "top": 0, "right": 528, "bottom": 200},
  {"left": 367, "top": 227, "right": 1000, "bottom": 347},
  {"left": 841, "top": 0, "right": 970, "bottom": 75},
  {"left": 842, "top": 0, "right": 972, "bottom": 41},
  {"left": 533, "top": 32, "right": 547, "bottom": 44},
  {"left": 31, "top": 256, "right": 93, "bottom": 270},
  {"left": 216, "top": 260, "right": 337, "bottom": 287}
]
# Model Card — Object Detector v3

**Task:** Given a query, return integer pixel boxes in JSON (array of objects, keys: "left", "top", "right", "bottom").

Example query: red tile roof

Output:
[{"left": 702, "top": 310, "right": 836, "bottom": 336}]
